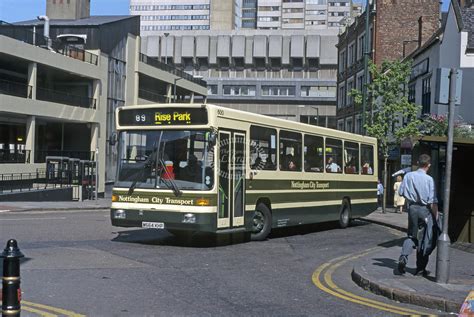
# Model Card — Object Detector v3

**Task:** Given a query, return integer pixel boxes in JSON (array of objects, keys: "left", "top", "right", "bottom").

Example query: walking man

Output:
[
  {"left": 377, "top": 180, "right": 384, "bottom": 211},
  {"left": 397, "top": 154, "right": 438, "bottom": 276}
]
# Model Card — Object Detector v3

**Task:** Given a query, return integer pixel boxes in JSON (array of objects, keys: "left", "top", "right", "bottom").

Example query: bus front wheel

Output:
[
  {"left": 339, "top": 201, "right": 351, "bottom": 229},
  {"left": 251, "top": 203, "right": 272, "bottom": 241}
]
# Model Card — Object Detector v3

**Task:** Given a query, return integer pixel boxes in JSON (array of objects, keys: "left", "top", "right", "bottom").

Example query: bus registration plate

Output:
[{"left": 142, "top": 221, "right": 165, "bottom": 229}]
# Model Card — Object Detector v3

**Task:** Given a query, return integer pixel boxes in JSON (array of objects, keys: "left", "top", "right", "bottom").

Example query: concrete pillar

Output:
[
  {"left": 27, "top": 62, "right": 37, "bottom": 99},
  {"left": 90, "top": 123, "right": 99, "bottom": 158},
  {"left": 25, "top": 116, "right": 36, "bottom": 163},
  {"left": 166, "top": 83, "right": 172, "bottom": 103},
  {"left": 190, "top": 92, "right": 195, "bottom": 103},
  {"left": 92, "top": 80, "right": 100, "bottom": 109}
]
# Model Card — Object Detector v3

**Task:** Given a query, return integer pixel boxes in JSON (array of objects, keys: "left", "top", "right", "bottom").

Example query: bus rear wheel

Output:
[
  {"left": 339, "top": 201, "right": 351, "bottom": 229},
  {"left": 251, "top": 203, "right": 272, "bottom": 241}
]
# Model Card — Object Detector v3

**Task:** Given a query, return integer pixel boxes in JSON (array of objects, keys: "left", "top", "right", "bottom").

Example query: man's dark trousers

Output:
[{"left": 401, "top": 204, "right": 431, "bottom": 271}]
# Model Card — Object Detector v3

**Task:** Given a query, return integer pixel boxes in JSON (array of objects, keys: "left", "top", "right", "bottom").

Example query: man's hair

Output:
[{"left": 418, "top": 154, "right": 431, "bottom": 168}]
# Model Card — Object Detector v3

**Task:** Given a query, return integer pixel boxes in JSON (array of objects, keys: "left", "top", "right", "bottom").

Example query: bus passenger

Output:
[{"left": 326, "top": 157, "right": 341, "bottom": 173}]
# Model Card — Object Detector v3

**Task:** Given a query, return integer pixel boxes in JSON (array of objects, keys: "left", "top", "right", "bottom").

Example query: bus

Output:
[{"left": 110, "top": 103, "right": 378, "bottom": 240}]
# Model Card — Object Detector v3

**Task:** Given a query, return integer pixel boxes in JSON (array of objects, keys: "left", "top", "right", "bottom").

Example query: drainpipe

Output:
[{"left": 37, "top": 15, "right": 51, "bottom": 50}]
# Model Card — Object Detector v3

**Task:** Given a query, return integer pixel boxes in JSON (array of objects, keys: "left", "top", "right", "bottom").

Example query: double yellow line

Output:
[
  {"left": 312, "top": 247, "right": 432, "bottom": 316},
  {"left": 10, "top": 301, "right": 85, "bottom": 317}
]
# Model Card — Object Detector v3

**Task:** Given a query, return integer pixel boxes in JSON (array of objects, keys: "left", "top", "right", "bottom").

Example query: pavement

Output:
[
  {"left": 360, "top": 208, "right": 474, "bottom": 313},
  {"left": 0, "top": 198, "right": 472, "bottom": 313}
]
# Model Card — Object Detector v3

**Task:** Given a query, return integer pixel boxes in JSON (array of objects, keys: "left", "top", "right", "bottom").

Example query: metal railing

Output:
[
  {"left": 35, "top": 150, "right": 94, "bottom": 163},
  {"left": 0, "top": 21, "right": 98, "bottom": 66},
  {"left": 0, "top": 150, "right": 30, "bottom": 163},
  {"left": 138, "top": 89, "right": 167, "bottom": 103},
  {"left": 0, "top": 169, "right": 74, "bottom": 194},
  {"left": 0, "top": 79, "right": 30, "bottom": 98},
  {"left": 37, "top": 87, "right": 96, "bottom": 109},
  {"left": 139, "top": 53, "right": 207, "bottom": 87}
]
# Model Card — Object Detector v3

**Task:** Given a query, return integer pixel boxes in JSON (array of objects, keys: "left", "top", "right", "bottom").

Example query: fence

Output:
[
  {"left": 37, "top": 87, "right": 96, "bottom": 109},
  {"left": 139, "top": 53, "right": 207, "bottom": 87},
  {"left": 0, "top": 149, "right": 30, "bottom": 164},
  {"left": 0, "top": 21, "right": 98, "bottom": 66}
]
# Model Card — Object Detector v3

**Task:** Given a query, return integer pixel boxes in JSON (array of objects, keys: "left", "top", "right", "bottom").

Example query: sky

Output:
[
  {"left": 0, "top": 0, "right": 451, "bottom": 24},
  {"left": 0, "top": 0, "right": 130, "bottom": 23}
]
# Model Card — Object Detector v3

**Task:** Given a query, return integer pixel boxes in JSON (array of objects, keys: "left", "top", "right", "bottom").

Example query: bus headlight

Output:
[
  {"left": 182, "top": 213, "right": 196, "bottom": 224},
  {"left": 114, "top": 209, "right": 126, "bottom": 219}
]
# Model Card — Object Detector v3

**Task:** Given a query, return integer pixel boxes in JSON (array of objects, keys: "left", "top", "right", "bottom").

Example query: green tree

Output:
[{"left": 351, "top": 60, "right": 421, "bottom": 213}]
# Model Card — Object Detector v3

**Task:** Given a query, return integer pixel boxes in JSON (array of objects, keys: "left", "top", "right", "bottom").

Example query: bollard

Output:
[{"left": 1, "top": 239, "right": 24, "bottom": 317}]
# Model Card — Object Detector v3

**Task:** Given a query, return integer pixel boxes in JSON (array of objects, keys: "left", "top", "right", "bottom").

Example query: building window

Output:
[
  {"left": 207, "top": 85, "right": 218, "bottom": 95},
  {"left": 223, "top": 85, "right": 256, "bottom": 96},
  {"left": 338, "top": 85, "right": 345, "bottom": 108},
  {"left": 408, "top": 83, "right": 416, "bottom": 104},
  {"left": 346, "top": 80, "right": 354, "bottom": 106},
  {"left": 337, "top": 119, "right": 344, "bottom": 131},
  {"left": 261, "top": 86, "right": 295, "bottom": 96},
  {"left": 301, "top": 86, "right": 336, "bottom": 98},
  {"left": 345, "top": 117, "right": 353, "bottom": 132},
  {"left": 421, "top": 76, "right": 431, "bottom": 114}
]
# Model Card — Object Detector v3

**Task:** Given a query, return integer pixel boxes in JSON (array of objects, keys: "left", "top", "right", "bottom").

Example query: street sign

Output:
[{"left": 436, "top": 68, "right": 463, "bottom": 105}]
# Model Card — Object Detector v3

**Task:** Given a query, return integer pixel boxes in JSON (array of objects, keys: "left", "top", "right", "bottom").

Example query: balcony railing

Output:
[
  {"left": 0, "top": 20, "right": 98, "bottom": 66},
  {"left": 0, "top": 149, "right": 30, "bottom": 163},
  {"left": 139, "top": 53, "right": 207, "bottom": 87},
  {"left": 138, "top": 89, "right": 167, "bottom": 103},
  {"left": 35, "top": 150, "right": 94, "bottom": 163},
  {"left": 37, "top": 87, "right": 96, "bottom": 109},
  {"left": 0, "top": 79, "right": 30, "bottom": 98}
]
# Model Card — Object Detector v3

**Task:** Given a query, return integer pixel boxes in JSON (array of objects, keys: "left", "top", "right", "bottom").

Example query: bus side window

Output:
[
  {"left": 304, "top": 135, "right": 324, "bottom": 173},
  {"left": 325, "top": 138, "right": 343, "bottom": 173},
  {"left": 344, "top": 141, "right": 360, "bottom": 174},
  {"left": 361, "top": 144, "right": 374, "bottom": 175},
  {"left": 279, "top": 130, "right": 302, "bottom": 172},
  {"left": 250, "top": 125, "right": 277, "bottom": 171}
]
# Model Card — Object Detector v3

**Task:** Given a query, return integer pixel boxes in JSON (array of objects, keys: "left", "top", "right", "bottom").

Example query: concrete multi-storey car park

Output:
[{"left": 0, "top": 0, "right": 207, "bottom": 196}]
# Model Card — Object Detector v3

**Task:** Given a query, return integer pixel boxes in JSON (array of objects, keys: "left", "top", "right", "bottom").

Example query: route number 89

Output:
[{"left": 135, "top": 114, "right": 146, "bottom": 122}]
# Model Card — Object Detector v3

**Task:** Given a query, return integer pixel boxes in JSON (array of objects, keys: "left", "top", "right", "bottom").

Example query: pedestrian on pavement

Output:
[
  {"left": 377, "top": 180, "right": 384, "bottom": 211},
  {"left": 393, "top": 175, "right": 405, "bottom": 213},
  {"left": 397, "top": 154, "right": 438, "bottom": 276}
]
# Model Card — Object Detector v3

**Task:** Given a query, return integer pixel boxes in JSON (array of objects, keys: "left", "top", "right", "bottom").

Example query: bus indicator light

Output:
[{"left": 196, "top": 198, "right": 210, "bottom": 206}]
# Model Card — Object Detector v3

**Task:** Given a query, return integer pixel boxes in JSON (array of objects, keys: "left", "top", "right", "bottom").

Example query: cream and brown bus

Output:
[{"left": 111, "top": 103, "right": 378, "bottom": 240}]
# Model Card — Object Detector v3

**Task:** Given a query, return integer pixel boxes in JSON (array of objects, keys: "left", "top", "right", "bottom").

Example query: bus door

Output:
[{"left": 217, "top": 131, "right": 246, "bottom": 229}]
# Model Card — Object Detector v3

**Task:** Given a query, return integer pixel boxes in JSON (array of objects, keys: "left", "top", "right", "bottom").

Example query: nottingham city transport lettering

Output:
[
  {"left": 117, "top": 195, "right": 194, "bottom": 205},
  {"left": 290, "top": 181, "right": 330, "bottom": 190}
]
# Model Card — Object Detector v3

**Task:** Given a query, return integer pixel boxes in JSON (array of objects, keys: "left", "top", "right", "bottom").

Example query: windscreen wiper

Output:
[
  {"left": 128, "top": 143, "right": 158, "bottom": 195},
  {"left": 158, "top": 158, "right": 182, "bottom": 197}
]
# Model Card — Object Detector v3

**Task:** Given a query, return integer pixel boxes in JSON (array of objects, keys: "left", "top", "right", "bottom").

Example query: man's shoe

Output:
[
  {"left": 414, "top": 268, "right": 429, "bottom": 277},
  {"left": 398, "top": 256, "right": 407, "bottom": 274}
]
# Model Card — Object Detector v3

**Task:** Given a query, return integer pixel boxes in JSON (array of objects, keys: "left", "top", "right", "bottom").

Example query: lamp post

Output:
[
  {"left": 164, "top": 32, "right": 170, "bottom": 64},
  {"left": 362, "top": 0, "right": 370, "bottom": 135},
  {"left": 311, "top": 106, "right": 320, "bottom": 126},
  {"left": 173, "top": 77, "right": 183, "bottom": 103}
]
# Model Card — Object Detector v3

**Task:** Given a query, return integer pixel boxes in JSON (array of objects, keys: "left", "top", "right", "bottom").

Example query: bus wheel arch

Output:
[
  {"left": 251, "top": 199, "right": 272, "bottom": 241},
  {"left": 339, "top": 197, "right": 352, "bottom": 229}
]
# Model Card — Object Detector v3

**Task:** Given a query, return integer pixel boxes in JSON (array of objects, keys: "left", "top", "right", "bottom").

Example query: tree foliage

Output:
[{"left": 351, "top": 60, "right": 421, "bottom": 157}]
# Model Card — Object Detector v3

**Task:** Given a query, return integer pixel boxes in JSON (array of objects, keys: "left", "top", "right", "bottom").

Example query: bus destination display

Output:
[{"left": 119, "top": 107, "right": 208, "bottom": 126}]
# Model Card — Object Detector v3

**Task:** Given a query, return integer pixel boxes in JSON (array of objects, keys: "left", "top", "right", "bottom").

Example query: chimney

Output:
[
  {"left": 418, "top": 15, "right": 439, "bottom": 48},
  {"left": 459, "top": 0, "right": 474, "bottom": 8},
  {"left": 46, "top": 0, "right": 90, "bottom": 20}
]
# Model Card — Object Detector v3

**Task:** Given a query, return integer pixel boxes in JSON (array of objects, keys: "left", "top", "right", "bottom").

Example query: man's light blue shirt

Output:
[{"left": 398, "top": 169, "right": 437, "bottom": 205}]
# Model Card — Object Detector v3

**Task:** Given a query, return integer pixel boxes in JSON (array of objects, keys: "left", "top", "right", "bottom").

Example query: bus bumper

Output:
[{"left": 110, "top": 209, "right": 217, "bottom": 233}]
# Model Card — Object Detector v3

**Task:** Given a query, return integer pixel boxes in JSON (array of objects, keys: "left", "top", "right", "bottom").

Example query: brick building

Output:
[{"left": 336, "top": 0, "right": 440, "bottom": 133}]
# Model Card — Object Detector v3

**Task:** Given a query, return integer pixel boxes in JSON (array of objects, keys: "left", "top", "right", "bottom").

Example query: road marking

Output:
[
  {"left": 0, "top": 210, "right": 11, "bottom": 212},
  {"left": 0, "top": 217, "right": 67, "bottom": 221},
  {"left": 22, "top": 305, "right": 58, "bottom": 317},
  {"left": 312, "top": 247, "right": 431, "bottom": 315},
  {"left": 22, "top": 301, "right": 86, "bottom": 317}
]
